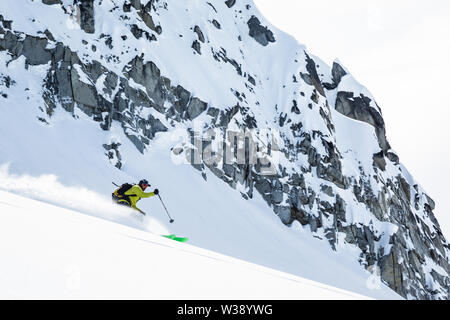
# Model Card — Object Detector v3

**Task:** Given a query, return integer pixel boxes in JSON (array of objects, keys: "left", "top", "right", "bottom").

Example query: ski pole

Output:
[{"left": 157, "top": 194, "right": 174, "bottom": 223}]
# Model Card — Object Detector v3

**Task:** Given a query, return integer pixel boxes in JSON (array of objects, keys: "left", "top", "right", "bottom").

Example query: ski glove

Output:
[{"left": 153, "top": 189, "right": 159, "bottom": 195}]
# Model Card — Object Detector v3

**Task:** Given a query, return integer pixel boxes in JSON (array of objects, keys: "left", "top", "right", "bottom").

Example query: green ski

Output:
[{"left": 162, "top": 234, "right": 189, "bottom": 242}]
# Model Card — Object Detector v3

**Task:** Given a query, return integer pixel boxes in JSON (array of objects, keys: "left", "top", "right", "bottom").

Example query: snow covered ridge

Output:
[{"left": 0, "top": 0, "right": 448, "bottom": 299}]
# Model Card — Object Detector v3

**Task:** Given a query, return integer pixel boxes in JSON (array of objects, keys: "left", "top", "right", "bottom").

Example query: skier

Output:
[{"left": 112, "top": 179, "right": 159, "bottom": 215}]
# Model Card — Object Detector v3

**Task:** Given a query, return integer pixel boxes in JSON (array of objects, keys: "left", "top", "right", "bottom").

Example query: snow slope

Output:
[
  {"left": 0, "top": 0, "right": 446, "bottom": 299},
  {"left": 0, "top": 189, "right": 378, "bottom": 299}
]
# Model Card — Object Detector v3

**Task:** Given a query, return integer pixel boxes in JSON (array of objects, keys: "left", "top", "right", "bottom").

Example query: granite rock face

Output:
[{"left": 247, "top": 16, "right": 275, "bottom": 46}]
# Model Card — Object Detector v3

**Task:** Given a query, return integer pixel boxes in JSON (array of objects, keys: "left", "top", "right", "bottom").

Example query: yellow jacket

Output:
[{"left": 118, "top": 185, "right": 156, "bottom": 210}]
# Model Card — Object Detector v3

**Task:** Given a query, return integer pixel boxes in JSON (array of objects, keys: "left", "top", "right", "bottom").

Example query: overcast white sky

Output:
[{"left": 254, "top": 0, "right": 450, "bottom": 239}]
